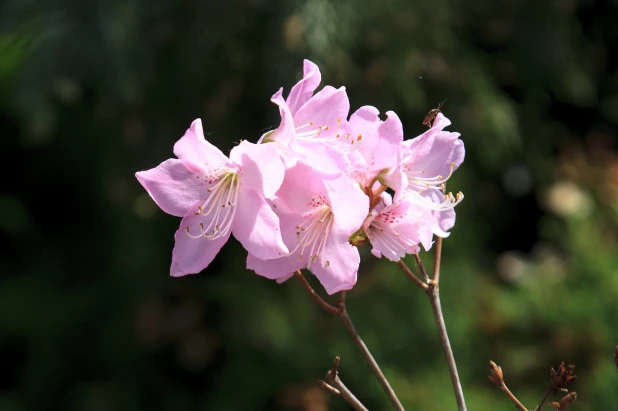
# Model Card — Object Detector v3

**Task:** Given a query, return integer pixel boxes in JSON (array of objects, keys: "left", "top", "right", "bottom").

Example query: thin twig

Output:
[
  {"left": 413, "top": 253, "right": 430, "bottom": 282},
  {"left": 338, "top": 294, "right": 405, "bottom": 411},
  {"left": 294, "top": 270, "right": 340, "bottom": 315},
  {"left": 426, "top": 283, "right": 467, "bottom": 411},
  {"left": 533, "top": 387, "right": 553, "bottom": 411},
  {"left": 295, "top": 271, "right": 404, "bottom": 410},
  {"left": 432, "top": 236, "right": 443, "bottom": 285},
  {"left": 397, "top": 260, "right": 428, "bottom": 290},
  {"left": 321, "top": 356, "right": 369, "bottom": 411},
  {"left": 403, "top": 241, "right": 467, "bottom": 411},
  {"left": 319, "top": 380, "right": 341, "bottom": 396},
  {"left": 499, "top": 382, "right": 529, "bottom": 411},
  {"left": 329, "top": 375, "right": 369, "bottom": 411},
  {"left": 428, "top": 237, "right": 467, "bottom": 411}
]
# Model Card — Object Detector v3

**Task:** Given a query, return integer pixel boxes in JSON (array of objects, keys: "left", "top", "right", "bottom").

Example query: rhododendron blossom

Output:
[
  {"left": 136, "top": 119, "right": 288, "bottom": 277},
  {"left": 363, "top": 193, "right": 434, "bottom": 261},
  {"left": 247, "top": 163, "right": 369, "bottom": 294},
  {"left": 384, "top": 112, "right": 465, "bottom": 237},
  {"left": 135, "top": 59, "right": 465, "bottom": 294},
  {"left": 260, "top": 60, "right": 353, "bottom": 177},
  {"left": 346, "top": 106, "right": 403, "bottom": 189}
]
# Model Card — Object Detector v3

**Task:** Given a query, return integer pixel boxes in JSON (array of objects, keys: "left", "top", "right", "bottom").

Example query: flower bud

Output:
[
  {"left": 550, "top": 362, "right": 576, "bottom": 393},
  {"left": 488, "top": 361, "right": 504, "bottom": 386},
  {"left": 557, "top": 392, "right": 577, "bottom": 410}
]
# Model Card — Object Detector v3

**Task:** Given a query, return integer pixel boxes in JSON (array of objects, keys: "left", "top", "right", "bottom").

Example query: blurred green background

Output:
[{"left": 1, "top": 0, "right": 618, "bottom": 410}]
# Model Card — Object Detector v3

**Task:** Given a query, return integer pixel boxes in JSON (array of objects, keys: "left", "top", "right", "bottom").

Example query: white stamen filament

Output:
[
  {"left": 407, "top": 162, "right": 456, "bottom": 190},
  {"left": 185, "top": 172, "right": 240, "bottom": 240},
  {"left": 404, "top": 162, "right": 464, "bottom": 211},
  {"left": 290, "top": 205, "right": 334, "bottom": 269},
  {"left": 406, "top": 190, "right": 464, "bottom": 212},
  {"left": 293, "top": 118, "right": 358, "bottom": 153}
]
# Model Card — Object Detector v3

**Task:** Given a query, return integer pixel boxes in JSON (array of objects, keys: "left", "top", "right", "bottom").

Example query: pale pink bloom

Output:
[
  {"left": 363, "top": 193, "right": 433, "bottom": 261},
  {"left": 345, "top": 106, "right": 404, "bottom": 188},
  {"left": 260, "top": 60, "right": 353, "bottom": 177},
  {"left": 385, "top": 113, "right": 465, "bottom": 236},
  {"left": 247, "top": 163, "right": 369, "bottom": 294},
  {"left": 136, "top": 119, "right": 288, "bottom": 276}
]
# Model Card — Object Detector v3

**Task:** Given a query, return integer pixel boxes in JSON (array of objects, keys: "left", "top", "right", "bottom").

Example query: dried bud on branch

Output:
[
  {"left": 550, "top": 392, "right": 577, "bottom": 410},
  {"left": 550, "top": 362, "right": 577, "bottom": 393},
  {"left": 488, "top": 361, "right": 504, "bottom": 386}
]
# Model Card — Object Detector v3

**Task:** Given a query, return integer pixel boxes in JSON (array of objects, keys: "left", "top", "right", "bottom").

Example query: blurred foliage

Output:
[{"left": 1, "top": 0, "right": 618, "bottom": 410}]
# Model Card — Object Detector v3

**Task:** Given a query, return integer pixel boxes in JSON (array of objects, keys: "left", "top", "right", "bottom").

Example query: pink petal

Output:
[
  {"left": 347, "top": 107, "right": 403, "bottom": 185},
  {"left": 173, "top": 119, "right": 233, "bottom": 174},
  {"left": 363, "top": 200, "right": 425, "bottom": 261},
  {"left": 293, "top": 85, "right": 350, "bottom": 138},
  {"left": 245, "top": 206, "right": 308, "bottom": 279},
  {"left": 170, "top": 205, "right": 231, "bottom": 276},
  {"left": 379, "top": 111, "right": 405, "bottom": 146},
  {"left": 311, "top": 228, "right": 360, "bottom": 295},
  {"left": 230, "top": 140, "right": 285, "bottom": 198},
  {"left": 401, "top": 130, "right": 435, "bottom": 166},
  {"left": 402, "top": 113, "right": 464, "bottom": 178},
  {"left": 349, "top": 106, "right": 380, "bottom": 160},
  {"left": 418, "top": 191, "right": 456, "bottom": 238},
  {"left": 275, "top": 273, "right": 294, "bottom": 284},
  {"left": 433, "top": 112, "right": 452, "bottom": 129},
  {"left": 294, "top": 138, "right": 350, "bottom": 177},
  {"left": 326, "top": 175, "right": 370, "bottom": 235},
  {"left": 383, "top": 169, "right": 409, "bottom": 202},
  {"left": 273, "top": 163, "right": 315, "bottom": 216},
  {"left": 246, "top": 252, "right": 305, "bottom": 280},
  {"left": 286, "top": 59, "right": 322, "bottom": 115},
  {"left": 135, "top": 159, "right": 204, "bottom": 217},
  {"left": 233, "top": 187, "right": 289, "bottom": 260},
  {"left": 261, "top": 89, "right": 295, "bottom": 146},
  {"left": 412, "top": 131, "right": 464, "bottom": 178}
]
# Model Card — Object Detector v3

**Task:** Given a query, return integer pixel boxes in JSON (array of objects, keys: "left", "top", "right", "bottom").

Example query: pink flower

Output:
[
  {"left": 385, "top": 113, "right": 465, "bottom": 236},
  {"left": 136, "top": 119, "right": 289, "bottom": 276},
  {"left": 345, "top": 106, "right": 404, "bottom": 189},
  {"left": 260, "top": 60, "right": 353, "bottom": 177},
  {"left": 247, "top": 163, "right": 369, "bottom": 294},
  {"left": 363, "top": 193, "right": 433, "bottom": 261}
]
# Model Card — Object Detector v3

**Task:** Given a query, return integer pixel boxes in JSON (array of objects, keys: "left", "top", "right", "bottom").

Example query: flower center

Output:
[
  {"left": 366, "top": 205, "right": 423, "bottom": 259},
  {"left": 185, "top": 171, "right": 240, "bottom": 240},
  {"left": 291, "top": 196, "right": 334, "bottom": 269}
]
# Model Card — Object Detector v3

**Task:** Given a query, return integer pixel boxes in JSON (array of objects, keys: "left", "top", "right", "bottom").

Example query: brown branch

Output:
[
  {"left": 321, "top": 356, "right": 369, "bottom": 411},
  {"left": 413, "top": 253, "right": 430, "bottom": 282},
  {"left": 319, "top": 380, "right": 341, "bottom": 396},
  {"left": 426, "top": 281, "right": 467, "bottom": 411},
  {"left": 337, "top": 294, "right": 405, "bottom": 411},
  {"left": 432, "top": 236, "right": 443, "bottom": 285},
  {"left": 500, "top": 382, "right": 529, "bottom": 411},
  {"left": 407, "top": 242, "right": 466, "bottom": 411},
  {"left": 533, "top": 387, "right": 553, "bottom": 411},
  {"left": 489, "top": 361, "right": 528, "bottom": 411},
  {"left": 294, "top": 271, "right": 404, "bottom": 410},
  {"left": 294, "top": 270, "right": 340, "bottom": 315},
  {"left": 397, "top": 260, "right": 428, "bottom": 290}
]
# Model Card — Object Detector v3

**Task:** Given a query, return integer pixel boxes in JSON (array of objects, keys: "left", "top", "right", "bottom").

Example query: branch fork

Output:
[{"left": 319, "top": 356, "right": 369, "bottom": 411}]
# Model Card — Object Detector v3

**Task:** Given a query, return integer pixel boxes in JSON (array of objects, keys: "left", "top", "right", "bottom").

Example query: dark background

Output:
[{"left": 1, "top": 0, "right": 617, "bottom": 410}]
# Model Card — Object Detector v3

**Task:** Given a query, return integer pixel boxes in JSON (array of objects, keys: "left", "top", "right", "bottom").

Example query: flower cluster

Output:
[{"left": 136, "top": 60, "right": 464, "bottom": 294}]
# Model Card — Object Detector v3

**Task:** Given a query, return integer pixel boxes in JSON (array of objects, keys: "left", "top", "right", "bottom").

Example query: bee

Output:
[{"left": 422, "top": 100, "right": 446, "bottom": 128}]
